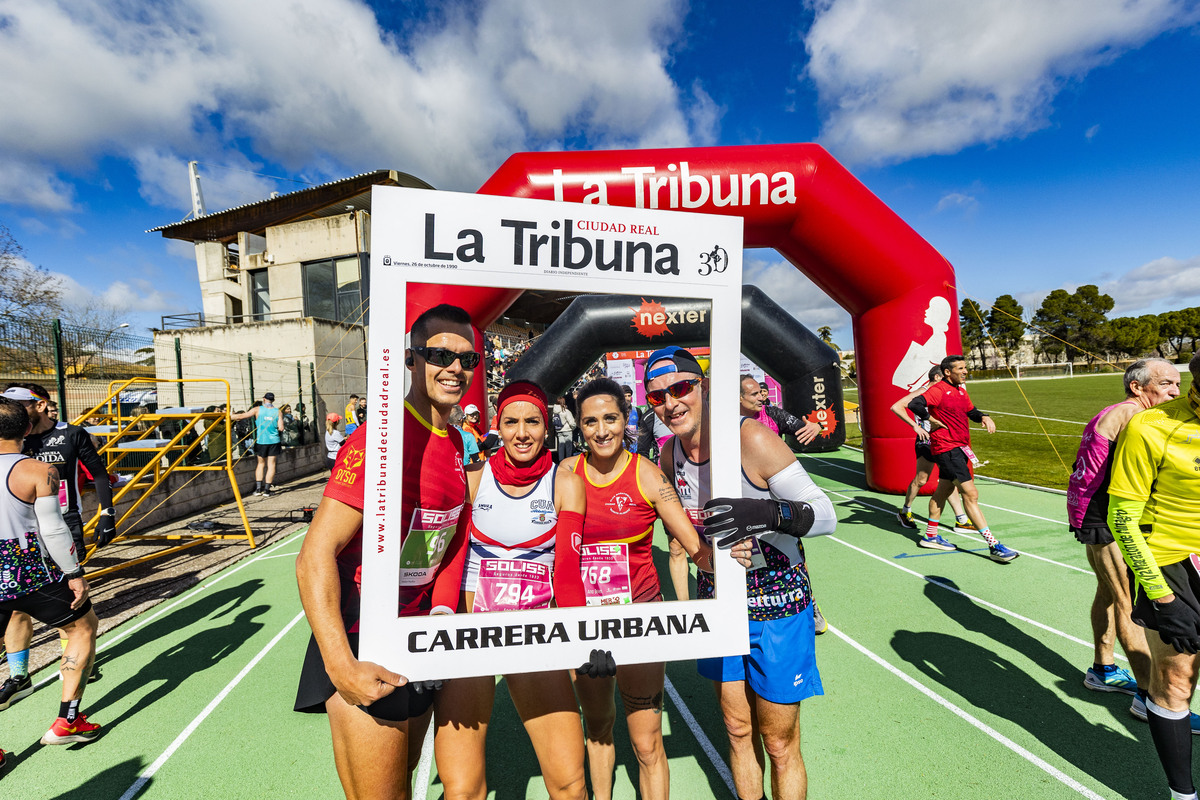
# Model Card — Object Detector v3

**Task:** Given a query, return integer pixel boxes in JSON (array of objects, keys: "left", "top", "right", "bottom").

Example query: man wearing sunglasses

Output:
[
  {"left": 296, "top": 303, "right": 477, "bottom": 800},
  {"left": 647, "top": 346, "right": 837, "bottom": 800}
]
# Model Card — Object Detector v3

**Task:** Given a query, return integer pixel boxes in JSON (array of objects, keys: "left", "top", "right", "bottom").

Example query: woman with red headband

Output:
[
  {"left": 563, "top": 377, "right": 712, "bottom": 800},
  {"left": 430, "top": 380, "right": 589, "bottom": 800}
]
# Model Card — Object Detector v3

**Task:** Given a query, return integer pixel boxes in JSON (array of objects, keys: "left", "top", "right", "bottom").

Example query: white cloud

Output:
[
  {"left": 1101, "top": 254, "right": 1200, "bottom": 314},
  {"left": 935, "top": 192, "right": 978, "bottom": 214},
  {"left": 0, "top": 0, "right": 707, "bottom": 213},
  {"left": 803, "top": 0, "right": 1197, "bottom": 164},
  {"left": 742, "top": 254, "right": 852, "bottom": 342},
  {"left": 55, "top": 272, "right": 190, "bottom": 314},
  {"left": 1085, "top": 123, "right": 1101, "bottom": 140}
]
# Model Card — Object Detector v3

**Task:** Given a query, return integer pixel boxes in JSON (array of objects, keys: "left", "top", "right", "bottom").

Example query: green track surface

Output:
[{"left": 1, "top": 448, "right": 1176, "bottom": 798}]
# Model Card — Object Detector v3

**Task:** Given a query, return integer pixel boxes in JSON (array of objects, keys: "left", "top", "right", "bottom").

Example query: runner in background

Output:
[
  {"left": 742, "top": 377, "right": 822, "bottom": 446},
  {"left": 294, "top": 303, "right": 477, "bottom": 800},
  {"left": 1069, "top": 358, "right": 1193, "bottom": 728},
  {"left": 907, "top": 356, "right": 1019, "bottom": 562},
  {"left": 343, "top": 394, "right": 359, "bottom": 436},
  {"left": 1108, "top": 352, "right": 1200, "bottom": 800},
  {"left": 449, "top": 406, "right": 482, "bottom": 464},
  {"left": 622, "top": 385, "right": 639, "bottom": 453},
  {"left": 0, "top": 382, "right": 115, "bottom": 694},
  {"left": 564, "top": 377, "right": 713, "bottom": 800},
  {"left": 430, "top": 380, "right": 591, "bottom": 800},
  {"left": 889, "top": 365, "right": 972, "bottom": 532},
  {"left": 649, "top": 346, "right": 836, "bottom": 800},
  {"left": 0, "top": 398, "right": 102, "bottom": 745}
]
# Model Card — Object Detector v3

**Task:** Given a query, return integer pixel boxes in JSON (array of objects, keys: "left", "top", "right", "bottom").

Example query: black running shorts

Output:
[
  {"left": 295, "top": 632, "right": 434, "bottom": 722},
  {"left": 256, "top": 443, "right": 282, "bottom": 459},
  {"left": 932, "top": 447, "right": 973, "bottom": 483},
  {"left": 914, "top": 439, "right": 933, "bottom": 463},
  {"left": 1071, "top": 524, "right": 1115, "bottom": 546},
  {"left": 1130, "top": 555, "right": 1200, "bottom": 631},
  {"left": 0, "top": 579, "right": 92, "bottom": 629}
]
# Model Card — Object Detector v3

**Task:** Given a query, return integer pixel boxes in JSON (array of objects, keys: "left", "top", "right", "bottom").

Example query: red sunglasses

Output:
[{"left": 646, "top": 378, "right": 699, "bottom": 407}]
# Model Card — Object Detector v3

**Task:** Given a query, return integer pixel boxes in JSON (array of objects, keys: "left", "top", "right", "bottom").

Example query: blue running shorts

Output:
[{"left": 697, "top": 604, "right": 823, "bottom": 704}]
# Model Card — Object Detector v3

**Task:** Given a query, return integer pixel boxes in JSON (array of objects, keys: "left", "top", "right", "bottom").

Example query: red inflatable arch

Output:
[{"left": 405, "top": 144, "right": 960, "bottom": 494}]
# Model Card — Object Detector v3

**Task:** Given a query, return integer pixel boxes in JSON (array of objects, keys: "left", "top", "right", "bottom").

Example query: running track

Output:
[{"left": 0, "top": 448, "right": 1172, "bottom": 798}]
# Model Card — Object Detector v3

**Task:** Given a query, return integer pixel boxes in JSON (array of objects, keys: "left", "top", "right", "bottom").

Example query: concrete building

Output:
[{"left": 149, "top": 169, "right": 433, "bottom": 419}]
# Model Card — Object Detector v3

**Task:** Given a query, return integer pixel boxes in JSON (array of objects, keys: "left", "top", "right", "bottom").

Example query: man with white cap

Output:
[
  {"left": 232, "top": 392, "right": 284, "bottom": 497},
  {"left": 646, "top": 346, "right": 836, "bottom": 800}
]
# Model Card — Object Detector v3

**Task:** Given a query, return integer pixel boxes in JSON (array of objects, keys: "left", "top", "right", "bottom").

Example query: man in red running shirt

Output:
[
  {"left": 295, "top": 303, "right": 478, "bottom": 799},
  {"left": 907, "top": 355, "right": 1019, "bottom": 563}
]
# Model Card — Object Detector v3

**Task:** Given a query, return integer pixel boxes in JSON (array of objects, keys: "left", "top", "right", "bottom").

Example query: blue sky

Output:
[{"left": 1, "top": 0, "right": 1198, "bottom": 344}]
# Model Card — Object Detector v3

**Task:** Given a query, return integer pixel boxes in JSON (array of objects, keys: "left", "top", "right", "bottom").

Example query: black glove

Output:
[
  {"left": 411, "top": 679, "right": 444, "bottom": 694},
  {"left": 1152, "top": 598, "right": 1200, "bottom": 654},
  {"left": 576, "top": 649, "right": 617, "bottom": 679},
  {"left": 96, "top": 512, "right": 118, "bottom": 548},
  {"left": 703, "top": 497, "right": 814, "bottom": 548}
]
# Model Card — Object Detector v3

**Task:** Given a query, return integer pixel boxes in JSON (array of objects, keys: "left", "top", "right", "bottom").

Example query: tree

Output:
[
  {"left": 959, "top": 298, "right": 988, "bottom": 368},
  {"left": 1158, "top": 310, "right": 1194, "bottom": 358},
  {"left": 986, "top": 294, "right": 1025, "bottom": 368},
  {"left": 1031, "top": 285, "right": 1114, "bottom": 365},
  {"left": 816, "top": 325, "right": 840, "bottom": 351},
  {"left": 0, "top": 222, "right": 65, "bottom": 320},
  {"left": 1108, "top": 315, "right": 1161, "bottom": 359}
]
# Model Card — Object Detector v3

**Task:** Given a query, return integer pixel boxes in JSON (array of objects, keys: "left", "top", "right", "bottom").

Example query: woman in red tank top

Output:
[{"left": 563, "top": 378, "right": 712, "bottom": 800}]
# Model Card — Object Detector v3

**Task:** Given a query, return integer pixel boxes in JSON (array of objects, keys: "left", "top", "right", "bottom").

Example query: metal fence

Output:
[{"left": 0, "top": 314, "right": 318, "bottom": 428}]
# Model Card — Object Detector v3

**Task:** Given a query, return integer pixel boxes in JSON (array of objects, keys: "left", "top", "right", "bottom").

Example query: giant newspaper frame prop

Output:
[{"left": 360, "top": 186, "right": 747, "bottom": 681}]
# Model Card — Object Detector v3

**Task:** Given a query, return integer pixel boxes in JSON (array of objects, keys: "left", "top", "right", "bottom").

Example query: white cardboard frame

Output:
[{"left": 359, "top": 186, "right": 747, "bottom": 680}]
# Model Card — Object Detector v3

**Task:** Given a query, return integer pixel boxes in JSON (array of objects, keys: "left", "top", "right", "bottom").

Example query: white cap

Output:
[
  {"left": 1, "top": 387, "right": 39, "bottom": 402},
  {"left": 464, "top": 404, "right": 480, "bottom": 415}
]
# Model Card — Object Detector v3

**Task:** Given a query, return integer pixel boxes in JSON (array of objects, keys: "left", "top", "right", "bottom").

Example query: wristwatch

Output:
[{"left": 63, "top": 567, "right": 86, "bottom": 581}]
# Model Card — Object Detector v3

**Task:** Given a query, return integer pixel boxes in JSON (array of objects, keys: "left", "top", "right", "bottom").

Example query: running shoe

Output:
[
  {"left": 262, "top": 488, "right": 273, "bottom": 498},
  {"left": 41, "top": 715, "right": 101, "bottom": 745},
  {"left": 1129, "top": 694, "right": 1200, "bottom": 734},
  {"left": 0, "top": 675, "right": 32, "bottom": 710},
  {"left": 954, "top": 519, "right": 978, "bottom": 532},
  {"left": 813, "top": 604, "right": 828, "bottom": 635},
  {"left": 896, "top": 510, "right": 917, "bottom": 530},
  {"left": 918, "top": 534, "right": 957, "bottom": 551},
  {"left": 989, "top": 543, "right": 1020, "bottom": 563},
  {"left": 1084, "top": 666, "right": 1137, "bottom": 695}
]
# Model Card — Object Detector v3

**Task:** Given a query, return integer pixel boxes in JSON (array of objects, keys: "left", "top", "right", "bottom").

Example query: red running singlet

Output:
[
  {"left": 325, "top": 403, "right": 467, "bottom": 630},
  {"left": 574, "top": 453, "right": 661, "bottom": 603}
]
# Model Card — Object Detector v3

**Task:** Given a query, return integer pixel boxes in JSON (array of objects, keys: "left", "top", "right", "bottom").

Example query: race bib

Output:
[
  {"left": 472, "top": 559, "right": 552, "bottom": 612},
  {"left": 961, "top": 445, "right": 982, "bottom": 468},
  {"left": 581, "top": 543, "right": 632, "bottom": 606},
  {"left": 398, "top": 506, "right": 461, "bottom": 586}
]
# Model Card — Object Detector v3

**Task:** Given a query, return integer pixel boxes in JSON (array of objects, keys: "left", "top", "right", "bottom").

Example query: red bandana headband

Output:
[{"left": 490, "top": 381, "right": 553, "bottom": 486}]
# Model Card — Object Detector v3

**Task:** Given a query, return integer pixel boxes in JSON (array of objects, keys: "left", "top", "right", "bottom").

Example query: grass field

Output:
[{"left": 842, "top": 371, "right": 1194, "bottom": 490}]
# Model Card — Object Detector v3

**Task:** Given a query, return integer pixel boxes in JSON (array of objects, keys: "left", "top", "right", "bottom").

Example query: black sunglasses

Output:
[
  {"left": 646, "top": 378, "right": 699, "bottom": 407},
  {"left": 412, "top": 346, "right": 481, "bottom": 369}
]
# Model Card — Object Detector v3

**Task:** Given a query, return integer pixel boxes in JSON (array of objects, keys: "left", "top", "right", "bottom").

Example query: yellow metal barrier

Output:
[{"left": 71, "top": 378, "right": 254, "bottom": 576}]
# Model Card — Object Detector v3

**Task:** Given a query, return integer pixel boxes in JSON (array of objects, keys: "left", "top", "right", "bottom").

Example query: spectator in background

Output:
[
  {"left": 623, "top": 386, "right": 639, "bottom": 453},
  {"left": 205, "top": 406, "right": 228, "bottom": 464},
  {"left": 355, "top": 397, "right": 367, "bottom": 426},
  {"left": 461, "top": 404, "right": 486, "bottom": 451},
  {"left": 552, "top": 394, "right": 577, "bottom": 463},
  {"left": 324, "top": 414, "right": 345, "bottom": 471},
  {"left": 448, "top": 406, "right": 482, "bottom": 464},
  {"left": 46, "top": 400, "right": 59, "bottom": 422},
  {"left": 231, "top": 392, "right": 284, "bottom": 497}
]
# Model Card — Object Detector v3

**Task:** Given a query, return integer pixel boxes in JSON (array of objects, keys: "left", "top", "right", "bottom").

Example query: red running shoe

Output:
[{"left": 41, "top": 715, "right": 101, "bottom": 745}]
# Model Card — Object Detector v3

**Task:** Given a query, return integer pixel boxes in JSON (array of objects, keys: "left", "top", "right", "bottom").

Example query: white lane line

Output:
[
  {"left": 33, "top": 528, "right": 309, "bottom": 692},
  {"left": 664, "top": 675, "right": 736, "bottom": 796},
  {"left": 821, "top": 486, "right": 1090, "bottom": 575},
  {"left": 257, "top": 549, "right": 303, "bottom": 561},
  {"left": 988, "top": 411, "right": 1088, "bottom": 425},
  {"left": 828, "top": 536, "right": 1114, "bottom": 660},
  {"left": 119, "top": 610, "right": 307, "bottom": 800},
  {"left": 413, "top": 717, "right": 436, "bottom": 800},
  {"left": 827, "top": 624, "right": 1107, "bottom": 800}
]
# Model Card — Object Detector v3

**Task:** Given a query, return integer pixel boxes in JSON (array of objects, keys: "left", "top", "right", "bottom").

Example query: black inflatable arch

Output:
[{"left": 506, "top": 285, "right": 844, "bottom": 453}]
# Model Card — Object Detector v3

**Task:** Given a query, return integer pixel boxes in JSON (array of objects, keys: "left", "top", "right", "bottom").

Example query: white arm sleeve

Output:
[
  {"left": 34, "top": 495, "right": 80, "bottom": 573},
  {"left": 767, "top": 461, "right": 837, "bottom": 537}
]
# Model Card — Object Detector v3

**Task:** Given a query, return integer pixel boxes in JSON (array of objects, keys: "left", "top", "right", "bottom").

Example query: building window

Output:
[
  {"left": 302, "top": 255, "right": 367, "bottom": 324},
  {"left": 248, "top": 269, "right": 270, "bottom": 322}
]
